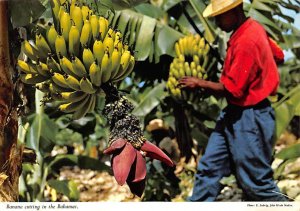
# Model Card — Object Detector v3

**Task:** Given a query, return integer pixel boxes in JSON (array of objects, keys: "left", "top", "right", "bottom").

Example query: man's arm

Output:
[{"left": 178, "top": 76, "right": 230, "bottom": 97}]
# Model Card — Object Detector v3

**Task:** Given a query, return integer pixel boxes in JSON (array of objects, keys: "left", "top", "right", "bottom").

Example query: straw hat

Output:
[{"left": 203, "top": 0, "right": 243, "bottom": 18}]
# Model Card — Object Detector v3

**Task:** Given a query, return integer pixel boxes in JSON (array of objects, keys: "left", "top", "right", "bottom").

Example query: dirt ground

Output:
[{"left": 55, "top": 131, "right": 300, "bottom": 202}]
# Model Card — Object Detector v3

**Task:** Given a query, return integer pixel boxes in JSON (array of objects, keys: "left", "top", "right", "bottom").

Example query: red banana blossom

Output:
[{"left": 103, "top": 138, "right": 174, "bottom": 197}]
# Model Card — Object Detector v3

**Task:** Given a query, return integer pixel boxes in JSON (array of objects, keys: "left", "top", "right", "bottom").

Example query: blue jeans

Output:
[{"left": 189, "top": 99, "right": 287, "bottom": 201}]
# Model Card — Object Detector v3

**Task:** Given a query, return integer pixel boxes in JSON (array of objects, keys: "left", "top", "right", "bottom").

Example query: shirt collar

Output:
[{"left": 228, "top": 17, "right": 253, "bottom": 46}]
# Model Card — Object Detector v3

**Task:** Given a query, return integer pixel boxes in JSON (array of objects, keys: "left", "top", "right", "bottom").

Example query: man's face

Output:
[{"left": 214, "top": 9, "right": 238, "bottom": 32}]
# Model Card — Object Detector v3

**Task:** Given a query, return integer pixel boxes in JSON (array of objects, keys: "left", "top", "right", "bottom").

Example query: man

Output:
[{"left": 178, "top": 0, "right": 286, "bottom": 201}]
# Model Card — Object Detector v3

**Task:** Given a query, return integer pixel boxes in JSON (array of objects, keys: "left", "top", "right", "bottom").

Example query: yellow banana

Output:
[
  {"left": 82, "top": 47, "right": 95, "bottom": 70},
  {"left": 55, "top": 34, "right": 68, "bottom": 57},
  {"left": 20, "top": 74, "right": 47, "bottom": 84},
  {"left": 199, "top": 37, "right": 205, "bottom": 49},
  {"left": 90, "top": 14, "right": 99, "bottom": 40},
  {"left": 68, "top": 24, "right": 80, "bottom": 57},
  {"left": 60, "top": 10, "right": 71, "bottom": 41},
  {"left": 100, "top": 50, "right": 112, "bottom": 83},
  {"left": 80, "top": 77, "right": 96, "bottom": 94},
  {"left": 170, "top": 67, "right": 180, "bottom": 79},
  {"left": 71, "top": 4, "right": 83, "bottom": 32},
  {"left": 21, "top": 40, "right": 38, "bottom": 61},
  {"left": 18, "top": 60, "right": 38, "bottom": 74},
  {"left": 103, "top": 34, "right": 114, "bottom": 56},
  {"left": 110, "top": 48, "right": 121, "bottom": 78},
  {"left": 81, "top": 5, "right": 90, "bottom": 21},
  {"left": 184, "top": 62, "right": 191, "bottom": 76},
  {"left": 178, "top": 38, "right": 185, "bottom": 55},
  {"left": 175, "top": 42, "right": 181, "bottom": 57},
  {"left": 64, "top": 74, "right": 81, "bottom": 91},
  {"left": 80, "top": 19, "right": 92, "bottom": 47},
  {"left": 36, "top": 60, "right": 50, "bottom": 77},
  {"left": 113, "top": 55, "right": 135, "bottom": 82},
  {"left": 89, "top": 61, "right": 102, "bottom": 87},
  {"left": 60, "top": 91, "right": 87, "bottom": 102},
  {"left": 92, "top": 39, "right": 104, "bottom": 64},
  {"left": 192, "top": 68, "right": 198, "bottom": 77},
  {"left": 50, "top": 0, "right": 60, "bottom": 27},
  {"left": 99, "top": 16, "right": 108, "bottom": 41},
  {"left": 71, "top": 56, "right": 87, "bottom": 77},
  {"left": 69, "top": 0, "right": 76, "bottom": 16},
  {"left": 193, "top": 55, "right": 200, "bottom": 65},
  {"left": 119, "top": 50, "right": 131, "bottom": 72},
  {"left": 35, "top": 33, "right": 51, "bottom": 58},
  {"left": 46, "top": 23, "right": 58, "bottom": 51},
  {"left": 179, "top": 67, "right": 185, "bottom": 78},
  {"left": 51, "top": 72, "right": 69, "bottom": 89}
]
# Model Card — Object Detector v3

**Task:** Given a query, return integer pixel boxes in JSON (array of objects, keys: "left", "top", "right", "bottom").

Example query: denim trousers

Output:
[{"left": 189, "top": 99, "right": 287, "bottom": 201}]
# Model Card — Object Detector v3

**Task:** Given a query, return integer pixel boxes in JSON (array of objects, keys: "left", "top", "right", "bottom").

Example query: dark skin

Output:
[{"left": 178, "top": 4, "right": 247, "bottom": 97}]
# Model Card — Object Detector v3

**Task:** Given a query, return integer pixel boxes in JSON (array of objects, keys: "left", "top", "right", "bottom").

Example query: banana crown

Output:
[
  {"left": 19, "top": 0, "right": 136, "bottom": 120},
  {"left": 167, "top": 34, "right": 212, "bottom": 103}
]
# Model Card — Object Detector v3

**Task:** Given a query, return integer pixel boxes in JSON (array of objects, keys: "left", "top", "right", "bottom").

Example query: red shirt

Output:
[{"left": 220, "top": 18, "right": 282, "bottom": 106}]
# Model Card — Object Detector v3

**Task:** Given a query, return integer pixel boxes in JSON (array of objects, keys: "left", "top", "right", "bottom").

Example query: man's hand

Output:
[{"left": 178, "top": 77, "right": 207, "bottom": 89}]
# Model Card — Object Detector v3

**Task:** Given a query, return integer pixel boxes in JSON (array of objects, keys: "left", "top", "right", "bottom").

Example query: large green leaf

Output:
[
  {"left": 112, "top": 0, "right": 147, "bottom": 9},
  {"left": 274, "top": 85, "right": 300, "bottom": 140},
  {"left": 135, "top": 15, "right": 157, "bottom": 60},
  {"left": 9, "top": 0, "right": 46, "bottom": 28},
  {"left": 189, "top": 0, "right": 216, "bottom": 43},
  {"left": 48, "top": 179, "right": 80, "bottom": 201},
  {"left": 275, "top": 143, "right": 300, "bottom": 160},
  {"left": 132, "top": 83, "right": 167, "bottom": 116},
  {"left": 48, "top": 154, "right": 111, "bottom": 172}
]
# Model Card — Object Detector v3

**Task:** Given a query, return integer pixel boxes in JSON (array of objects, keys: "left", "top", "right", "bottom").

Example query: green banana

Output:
[
  {"left": 60, "top": 91, "right": 87, "bottom": 102},
  {"left": 36, "top": 60, "right": 50, "bottom": 76},
  {"left": 80, "top": 77, "right": 96, "bottom": 94},
  {"left": 20, "top": 74, "right": 47, "bottom": 84},
  {"left": 71, "top": 56, "right": 87, "bottom": 77},
  {"left": 47, "top": 55, "right": 61, "bottom": 73},
  {"left": 72, "top": 94, "right": 94, "bottom": 120},
  {"left": 35, "top": 81, "right": 50, "bottom": 92},
  {"left": 113, "top": 55, "right": 135, "bottom": 82},
  {"left": 64, "top": 74, "right": 81, "bottom": 91},
  {"left": 58, "top": 95, "right": 90, "bottom": 113}
]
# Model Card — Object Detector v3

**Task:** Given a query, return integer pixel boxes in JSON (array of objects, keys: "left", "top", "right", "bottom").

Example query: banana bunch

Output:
[
  {"left": 166, "top": 34, "right": 211, "bottom": 104},
  {"left": 18, "top": 0, "right": 136, "bottom": 120}
]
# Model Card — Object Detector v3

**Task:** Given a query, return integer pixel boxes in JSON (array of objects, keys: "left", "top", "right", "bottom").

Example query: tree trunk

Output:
[{"left": 0, "top": 0, "right": 21, "bottom": 202}]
